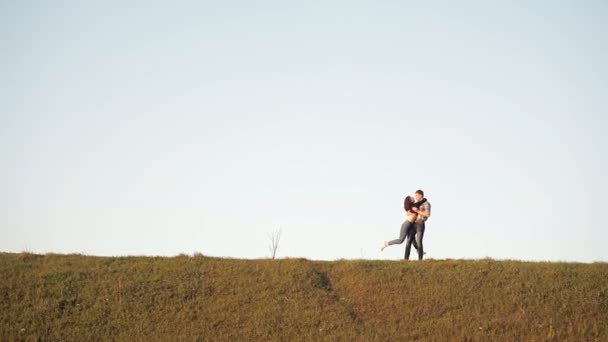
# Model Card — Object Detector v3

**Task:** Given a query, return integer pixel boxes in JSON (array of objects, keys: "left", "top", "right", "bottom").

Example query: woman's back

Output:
[{"left": 404, "top": 196, "right": 418, "bottom": 222}]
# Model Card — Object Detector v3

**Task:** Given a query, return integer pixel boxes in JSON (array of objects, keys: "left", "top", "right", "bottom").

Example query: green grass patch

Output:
[{"left": 1, "top": 252, "right": 606, "bottom": 341}]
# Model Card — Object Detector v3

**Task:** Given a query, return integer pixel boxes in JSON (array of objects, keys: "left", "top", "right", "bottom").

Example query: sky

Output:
[{"left": 1, "top": 1, "right": 607, "bottom": 262}]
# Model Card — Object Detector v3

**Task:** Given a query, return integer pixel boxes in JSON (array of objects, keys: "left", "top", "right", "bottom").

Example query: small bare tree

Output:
[{"left": 268, "top": 227, "right": 282, "bottom": 259}]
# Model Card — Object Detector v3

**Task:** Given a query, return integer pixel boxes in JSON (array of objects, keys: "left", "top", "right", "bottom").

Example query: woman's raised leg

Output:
[{"left": 382, "top": 220, "right": 412, "bottom": 251}]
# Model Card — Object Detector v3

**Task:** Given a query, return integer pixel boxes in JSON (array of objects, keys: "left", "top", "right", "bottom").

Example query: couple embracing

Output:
[{"left": 381, "top": 189, "right": 431, "bottom": 260}]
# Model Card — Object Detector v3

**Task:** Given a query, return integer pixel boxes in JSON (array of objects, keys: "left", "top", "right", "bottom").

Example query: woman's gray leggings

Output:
[{"left": 388, "top": 220, "right": 416, "bottom": 246}]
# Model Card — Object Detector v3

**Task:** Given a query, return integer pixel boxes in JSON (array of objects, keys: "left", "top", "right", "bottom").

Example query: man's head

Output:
[{"left": 414, "top": 189, "right": 424, "bottom": 201}]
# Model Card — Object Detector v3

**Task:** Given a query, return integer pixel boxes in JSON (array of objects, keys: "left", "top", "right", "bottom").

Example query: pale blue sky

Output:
[{"left": 2, "top": 1, "right": 607, "bottom": 262}]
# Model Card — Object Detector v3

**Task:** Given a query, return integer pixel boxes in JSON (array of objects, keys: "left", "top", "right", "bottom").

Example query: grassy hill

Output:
[{"left": 1, "top": 252, "right": 607, "bottom": 341}]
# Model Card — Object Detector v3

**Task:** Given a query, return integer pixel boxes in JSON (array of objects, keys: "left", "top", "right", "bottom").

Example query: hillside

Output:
[{"left": 1, "top": 252, "right": 607, "bottom": 341}]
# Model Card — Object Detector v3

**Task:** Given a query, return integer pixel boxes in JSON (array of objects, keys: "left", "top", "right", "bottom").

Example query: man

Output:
[{"left": 405, "top": 189, "right": 431, "bottom": 260}]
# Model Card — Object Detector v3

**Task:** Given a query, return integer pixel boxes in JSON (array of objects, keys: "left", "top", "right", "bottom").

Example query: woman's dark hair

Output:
[{"left": 404, "top": 196, "right": 414, "bottom": 211}]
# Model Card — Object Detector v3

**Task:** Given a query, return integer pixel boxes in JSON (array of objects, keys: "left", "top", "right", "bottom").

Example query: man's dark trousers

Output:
[{"left": 404, "top": 222, "right": 425, "bottom": 260}]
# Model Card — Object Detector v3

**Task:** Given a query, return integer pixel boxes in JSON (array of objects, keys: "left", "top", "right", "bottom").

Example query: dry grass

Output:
[{"left": 1, "top": 252, "right": 607, "bottom": 341}]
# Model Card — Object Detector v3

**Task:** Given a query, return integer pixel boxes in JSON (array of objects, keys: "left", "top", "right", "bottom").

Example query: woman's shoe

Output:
[{"left": 380, "top": 241, "right": 389, "bottom": 251}]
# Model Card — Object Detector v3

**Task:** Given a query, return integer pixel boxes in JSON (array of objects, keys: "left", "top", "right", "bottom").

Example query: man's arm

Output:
[{"left": 412, "top": 204, "right": 431, "bottom": 218}]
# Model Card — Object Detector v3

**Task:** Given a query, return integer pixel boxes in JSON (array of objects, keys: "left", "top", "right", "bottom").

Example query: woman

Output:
[{"left": 381, "top": 196, "right": 419, "bottom": 251}]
